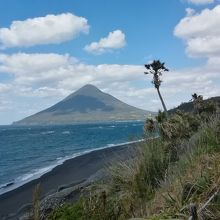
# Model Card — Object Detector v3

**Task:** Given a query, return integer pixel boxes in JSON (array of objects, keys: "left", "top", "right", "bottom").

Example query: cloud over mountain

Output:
[
  {"left": 0, "top": 3, "right": 220, "bottom": 124},
  {"left": 0, "top": 51, "right": 219, "bottom": 121}
]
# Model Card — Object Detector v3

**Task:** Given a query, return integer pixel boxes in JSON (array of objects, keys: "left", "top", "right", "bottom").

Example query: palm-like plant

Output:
[
  {"left": 191, "top": 93, "right": 204, "bottom": 114},
  {"left": 144, "top": 60, "right": 169, "bottom": 116}
]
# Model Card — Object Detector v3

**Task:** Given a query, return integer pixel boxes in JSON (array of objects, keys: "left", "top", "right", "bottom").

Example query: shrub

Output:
[
  {"left": 48, "top": 200, "right": 84, "bottom": 220},
  {"left": 48, "top": 100, "right": 220, "bottom": 219}
]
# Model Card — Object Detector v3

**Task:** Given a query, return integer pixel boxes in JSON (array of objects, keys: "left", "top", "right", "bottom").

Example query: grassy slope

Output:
[{"left": 47, "top": 107, "right": 220, "bottom": 219}]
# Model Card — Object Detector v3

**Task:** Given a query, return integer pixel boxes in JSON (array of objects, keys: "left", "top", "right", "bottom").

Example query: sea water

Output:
[{"left": 0, "top": 121, "right": 144, "bottom": 195}]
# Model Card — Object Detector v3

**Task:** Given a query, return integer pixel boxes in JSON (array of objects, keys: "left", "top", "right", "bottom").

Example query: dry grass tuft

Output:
[{"left": 33, "top": 183, "right": 41, "bottom": 220}]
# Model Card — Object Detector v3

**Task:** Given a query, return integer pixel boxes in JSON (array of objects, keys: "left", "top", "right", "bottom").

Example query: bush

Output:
[
  {"left": 48, "top": 200, "right": 84, "bottom": 220},
  {"left": 48, "top": 101, "right": 220, "bottom": 219},
  {"left": 148, "top": 115, "right": 220, "bottom": 219}
]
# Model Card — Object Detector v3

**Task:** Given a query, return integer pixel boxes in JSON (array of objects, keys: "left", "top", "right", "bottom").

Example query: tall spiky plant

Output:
[
  {"left": 144, "top": 60, "right": 169, "bottom": 116},
  {"left": 191, "top": 93, "right": 204, "bottom": 114},
  {"left": 33, "top": 183, "right": 41, "bottom": 220}
]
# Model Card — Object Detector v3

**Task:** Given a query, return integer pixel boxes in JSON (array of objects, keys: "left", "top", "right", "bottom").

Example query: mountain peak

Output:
[
  {"left": 14, "top": 84, "right": 153, "bottom": 125},
  {"left": 80, "top": 84, "right": 99, "bottom": 90},
  {"left": 76, "top": 84, "right": 101, "bottom": 93},
  {"left": 64, "top": 84, "right": 102, "bottom": 101}
]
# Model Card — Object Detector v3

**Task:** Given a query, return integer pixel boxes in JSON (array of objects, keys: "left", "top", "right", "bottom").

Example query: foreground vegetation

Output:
[{"left": 48, "top": 96, "right": 220, "bottom": 220}]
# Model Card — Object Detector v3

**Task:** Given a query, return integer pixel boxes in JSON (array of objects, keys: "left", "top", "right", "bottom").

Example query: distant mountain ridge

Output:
[
  {"left": 168, "top": 96, "right": 220, "bottom": 114},
  {"left": 14, "top": 85, "right": 153, "bottom": 125}
]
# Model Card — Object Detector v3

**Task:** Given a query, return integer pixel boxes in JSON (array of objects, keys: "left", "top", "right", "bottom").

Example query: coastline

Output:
[
  {"left": 0, "top": 139, "right": 143, "bottom": 196},
  {"left": 0, "top": 141, "right": 140, "bottom": 219}
]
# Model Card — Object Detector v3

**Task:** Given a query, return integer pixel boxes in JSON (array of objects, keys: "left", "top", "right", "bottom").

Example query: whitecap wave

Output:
[
  {"left": 0, "top": 163, "right": 61, "bottom": 195},
  {"left": 62, "top": 131, "right": 70, "bottom": 134},
  {"left": 0, "top": 182, "right": 14, "bottom": 190},
  {"left": 41, "top": 131, "right": 55, "bottom": 135}
]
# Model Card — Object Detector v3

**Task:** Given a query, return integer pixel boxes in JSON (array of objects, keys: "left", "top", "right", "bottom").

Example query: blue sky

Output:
[
  {"left": 0, "top": 0, "right": 220, "bottom": 124},
  {"left": 0, "top": 0, "right": 199, "bottom": 66}
]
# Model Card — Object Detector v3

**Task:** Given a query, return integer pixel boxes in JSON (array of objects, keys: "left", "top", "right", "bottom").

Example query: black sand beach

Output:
[{"left": 0, "top": 143, "right": 137, "bottom": 219}]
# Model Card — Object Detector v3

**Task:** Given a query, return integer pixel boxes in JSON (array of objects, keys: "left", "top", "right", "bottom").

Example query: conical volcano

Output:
[{"left": 14, "top": 85, "right": 153, "bottom": 125}]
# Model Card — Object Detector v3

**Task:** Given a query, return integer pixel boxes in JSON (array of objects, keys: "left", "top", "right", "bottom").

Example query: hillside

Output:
[
  {"left": 168, "top": 96, "right": 220, "bottom": 114},
  {"left": 14, "top": 84, "right": 153, "bottom": 125},
  {"left": 47, "top": 97, "right": 220, "bottom": 220}
]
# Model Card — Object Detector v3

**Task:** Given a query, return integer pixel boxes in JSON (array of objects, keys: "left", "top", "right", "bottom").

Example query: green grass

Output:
[
  {"left": 48, "top": 111, "right": 220, "bottom": 220},
  {"left": 48, "top": 200, "right": 84, "bottom": 220}
]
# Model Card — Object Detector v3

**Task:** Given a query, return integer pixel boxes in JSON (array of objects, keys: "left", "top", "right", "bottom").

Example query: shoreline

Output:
[
  {"left": 0, "top": 141, "right": 141, "bottom": 219},
  {"left": 0, "top": 139, "right": 143, "bottom": 196}
]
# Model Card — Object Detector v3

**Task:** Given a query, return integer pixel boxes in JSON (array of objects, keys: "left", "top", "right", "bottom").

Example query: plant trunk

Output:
[{"left": 156, "top": 88, "right": 168, "bottom": 117}]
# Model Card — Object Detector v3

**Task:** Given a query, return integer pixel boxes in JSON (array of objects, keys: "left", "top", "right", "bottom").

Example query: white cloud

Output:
[
  {"left": 0, "top": 83, "right": 11, "bottom": 93},
  {"left": 172, "top": 5, "right": 220, "bottom": 106},
  {"left": 174, "top": 5, "right": 220, "bottom": 57},
  {"left": 0, "top": 53, "right": 145, "bottom": 94},
  {"left": 0, "top": 52, "right": 74, "bottom": 76},
  {"left": 84, "top": 30, "right": 126, "bottom": 54},
  {"left": 0, "top": 51, "right": 219, "bottom": 124},
  {"left": 0, "top": 99, "right": 13, "bottom": 111},
  {"left": 186, "top": 8, "right": 196, "bottom": 17},
  {"left": 0, "top": 13, "right": 89, "bottom": 48},
  {"left": 1, "top": 6, "right": 220, "bottom": 124},
  {"left": 186, "top": 0, "right": 215, "bottom": 5}
]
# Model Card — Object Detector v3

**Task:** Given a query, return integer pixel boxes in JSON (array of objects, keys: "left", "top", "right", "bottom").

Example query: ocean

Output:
[{"left": 0, "top": 121, "right": 144, "bottom": 195}]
